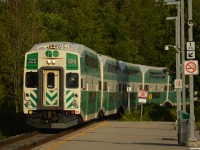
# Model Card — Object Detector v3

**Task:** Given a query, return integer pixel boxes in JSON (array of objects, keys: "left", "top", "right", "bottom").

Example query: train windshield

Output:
[
  {"left": 47, "top": 72, "right": 55, "bottom": 88},
  {"left": 66, "top": 73, "right": 79, "bottom": 88},
  {"left": 26, "top": 72, "right": 38, "bottom": 88}
]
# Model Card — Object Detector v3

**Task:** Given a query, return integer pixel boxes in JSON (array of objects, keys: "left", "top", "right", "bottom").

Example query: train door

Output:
[{"left": 43, "top": 70, "right": 59, "bottom": 107}]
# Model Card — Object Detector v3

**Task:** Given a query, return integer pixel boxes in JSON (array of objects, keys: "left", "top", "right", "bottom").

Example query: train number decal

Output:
[
  {"left": 67, "top": 59, "right": 77, "bottom": 64},
  {"left": 27, "top": 59, "right": 37, "bottom": 64}
]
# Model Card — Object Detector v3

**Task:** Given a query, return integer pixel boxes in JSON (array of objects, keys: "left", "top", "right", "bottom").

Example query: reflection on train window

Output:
[
  {"left": 103, "top": 82, "right": 107, "bottom": 91},
  {"left": 99, "top": 81, "right": 101, "bottom": 90},
  {"left": 123, "top": 84, "right": 127, "bottom": 91},
  {"left": 119, "top": 83, "right": 122, "bottom": 91},
  {"left": 26, "top": 72, "right": 38, "bottom": 88},
  {"left": 47, "top": 73, "right": 55, "bottom": 88},
  {"left": 144, "top": 85, "right": 149, "bottom": 91},
  {"left": 164, "top": 85, "right": 167, "bottom": 91},
  {"left": 66, "top": 73, "right": 79, "bottom": 88},
  {"left": 139, "top": 85, "right": 143, "bottom": 90}
]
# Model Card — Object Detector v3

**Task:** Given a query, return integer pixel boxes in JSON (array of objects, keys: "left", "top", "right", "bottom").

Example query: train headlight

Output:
[
  {"left": 47, "top": 59, "right": 51, "bottom": 64},
  {"left": 52, "top": 59, "right": 56, "bottom": 64},
  {"left": 28, "top": 110, "right": 33, "bottom": 115}
]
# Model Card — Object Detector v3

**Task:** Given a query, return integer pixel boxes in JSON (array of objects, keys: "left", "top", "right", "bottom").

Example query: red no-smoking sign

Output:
[
  {"left": 138, "top": 90, "right": 148, "bottom": 98},
  {"left": 184, "top": 60, "right": 199, "bottom": 75}
]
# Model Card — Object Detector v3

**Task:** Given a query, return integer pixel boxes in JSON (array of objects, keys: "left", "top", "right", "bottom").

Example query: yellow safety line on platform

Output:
[{"left": 47, "top": 121, "right": 108, "bottom": 150}]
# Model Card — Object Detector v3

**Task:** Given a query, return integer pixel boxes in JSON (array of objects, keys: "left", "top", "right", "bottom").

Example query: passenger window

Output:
[
  {"left": 99, "top": 81, "right": 101, "bottom": 90},
  {"left": 66, "top": 73, "right": 79, "bottom": 88},
  {"left": 26, "top": 72, "right": 38, "bottom": 88},
  {"left": 104, "top": 82, "right": 107, "bottom": 91},
  {"left": 119, "top": 83, "right": 122, "bottom": 91},
  {"left": 47, "top": 73, "right": 54, "bottom": 88}
]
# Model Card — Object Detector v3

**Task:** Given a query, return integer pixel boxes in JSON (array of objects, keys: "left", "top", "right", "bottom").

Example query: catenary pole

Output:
[
  {"left": 188, "top": 0, "right": 196, "bottom": 142},
  {"left": 181, "top": 0, "right": 186, "bottom": 113}
]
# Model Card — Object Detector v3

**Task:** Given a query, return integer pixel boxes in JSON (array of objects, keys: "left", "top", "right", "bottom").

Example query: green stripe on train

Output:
[
  {"left": 66, "top": 90, "right": 74, "bottom": 103},
  {"left": 45, "top": 91, "right": 58, "bottom": 106},
  {"left": 66, "top": 90, "right": 78, "bottom": 109},
  {"left": 46, "top": 92, "right": 58, "bottom": 101},
  {"left": 30, "top": 90, "right": 37, "bottom": 108}
]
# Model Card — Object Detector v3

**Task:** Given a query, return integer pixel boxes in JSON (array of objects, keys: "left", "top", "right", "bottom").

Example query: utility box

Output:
[{"left": 180, "top": 112, "right": 189, "bottom": 145}]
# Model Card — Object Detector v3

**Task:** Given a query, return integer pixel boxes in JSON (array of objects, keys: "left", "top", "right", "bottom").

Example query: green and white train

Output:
[{"left": 23, "top": 42, "right": 176, "bottom": 129}]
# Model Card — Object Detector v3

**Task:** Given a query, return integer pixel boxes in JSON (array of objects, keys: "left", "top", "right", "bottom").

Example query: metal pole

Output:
[
  {"left": 177, "top": 1, "right": 181, "bottom": 114},
  {"left": 188, "top": 0, "right": 196, "bottom": 142},
  {"left": 181, "top": 0, "right": 186, "bottom": 113},
  {"left": 140, "top": 72, "right": 145, "bottom": 121},
  {"left": 140, "top": 103, "right": 143, "bottom": 121},
  {"left": 175, "top": 17, "right": 179, "bottom": 116},
  {"left": 166, "top": 1, "right": 181, "bottom": 131},
  {"left": 128, "top": 92, "right": 130, "bottom": 113},
  {"left": 166, "top": 1, "right": 181, "bottom": 113},
  {"left": 176, "top": 2, "right": 181, "bottom": 144}
]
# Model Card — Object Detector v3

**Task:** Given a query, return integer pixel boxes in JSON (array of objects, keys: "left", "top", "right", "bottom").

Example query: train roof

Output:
[
  {"left": 98, "top": 54, "right": 117, "bottom": 64},
  {"left": 30, "top": 42, "right": 166, "bottom": 72},
  {"left": 120, "top": 61, "right": 166, "bottom": 73},
  {"left": 30, "top": 42, "right": 98, "bottom": 55}
]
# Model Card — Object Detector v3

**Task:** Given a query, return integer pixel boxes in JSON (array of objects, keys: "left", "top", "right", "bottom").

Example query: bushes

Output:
[
  {"left": 0, "top": 111, "right": 34, "bottom": 140},
  {"left": 120, "top": 104, "right": 176, "bottom": 122}
]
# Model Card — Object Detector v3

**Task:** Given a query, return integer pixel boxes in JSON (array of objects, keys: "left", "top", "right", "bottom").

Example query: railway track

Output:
[{"left": 0, "top": 120, "right": 101, "bottom": 150}]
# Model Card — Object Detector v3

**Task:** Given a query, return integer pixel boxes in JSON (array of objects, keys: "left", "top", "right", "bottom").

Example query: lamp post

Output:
[
  {"left": 166, "top": 1, "right": 181, "bottom": 101},
  {"left": 181, "top": 0, "right": 186, "bottom": 113},
  {"left": 166, "top": 1, "right": 181, "bottom": 145},
  {"left": 188, "top": 0, "right": 196, "bottom": 142},
  {"left": 165, "top": 44, "right": 181, "bottom": 122}
]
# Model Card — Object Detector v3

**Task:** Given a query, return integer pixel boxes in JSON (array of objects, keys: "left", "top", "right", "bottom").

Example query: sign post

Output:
[
  {"left": 127, "top": 87, "right": 131, "bottom": 113},
  {"left": 138, "top": 90, "right": 148, "bottom": 121},
  {"left": 175, "top": 79, "right": 182, "bottom": 89},
  {"left": 187, "top": 0, "right": 197, "bottom": 142},
  {"left": 184, "top": 60, "right": 198, "bottom": 75}
]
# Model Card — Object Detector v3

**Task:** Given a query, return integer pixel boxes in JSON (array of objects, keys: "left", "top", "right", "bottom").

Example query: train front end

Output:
[{"left": 23, "top": 42, "right": 81, "bottom": 129}]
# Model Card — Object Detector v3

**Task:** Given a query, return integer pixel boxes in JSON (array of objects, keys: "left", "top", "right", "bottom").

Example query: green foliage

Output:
[
  {"left": 0, "top": 132, "right": 6, "bottom": 140},
  {"left": 194, "top": 104, "right": 200, "bottom": 122},
  {"left": 0, "top": 0, "right": 199, "bottom": 137},
  {"left": 0, "top": 111, "right": 33, "bottom": 139},
  {"left": 120, "top": 109, "right": 141, "bottom": 121},
  {"left": 120, "top": 104, "right": 176, "bottom": 122},
  {"left": 195, "top": 122, "right": 200, "bottom": 130}
]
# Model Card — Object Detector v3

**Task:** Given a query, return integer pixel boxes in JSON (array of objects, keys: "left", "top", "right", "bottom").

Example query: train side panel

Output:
[{"left": 80, "top": 50, "right": 101, "bottom": 121}]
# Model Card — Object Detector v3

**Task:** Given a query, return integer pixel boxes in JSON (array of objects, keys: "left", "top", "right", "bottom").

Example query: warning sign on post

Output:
[
  {"left": 138, "top": 90, "right": 148, "bottom": 98},
  {"left": 187, "top": 42, "right": 195, "bottom": 51},
  {"left": 184, "top": 60, "right": 199, "bottom": 75},
  {"left": 175, "top": 79, "right": 182, "bottom": 89},
  {"left": 138, "top": 90, "right": 148, "bottom": 103}
]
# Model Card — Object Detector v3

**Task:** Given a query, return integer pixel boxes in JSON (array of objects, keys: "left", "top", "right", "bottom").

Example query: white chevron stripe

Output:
[
  {"left": 30, "top": 92, "right": 37, "bottom": 107},
  {"left": 30, "top": 99, "right": 37, "bottom": 107},
  {"left": 31, "top": 91, "right": 37, "bottom": 98},
  {"left": 66, "top": 91, "right": 74, "bottom": 107},
  {"left": 47, "top": 90, "right": 57, "bottom": 97},
  {"left": 46, "top": 99, "right": 58, "bottom": 105},
  {"left": 66, "top": 97, "right": 74, "bottom": 107},
  {"left": 66, "top": 90, "right": 73, "bottom": 97},
  {"left": 45, "top": 90, "right": 58, "bottom": 106}
]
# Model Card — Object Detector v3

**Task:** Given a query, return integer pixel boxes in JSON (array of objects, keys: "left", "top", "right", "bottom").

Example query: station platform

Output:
[{"left": 33, "top": 121, "right": 199, "bottom": 150}]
